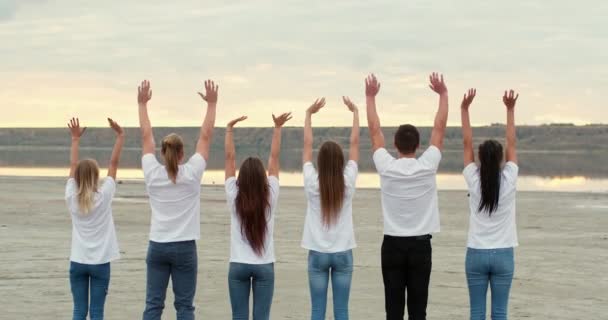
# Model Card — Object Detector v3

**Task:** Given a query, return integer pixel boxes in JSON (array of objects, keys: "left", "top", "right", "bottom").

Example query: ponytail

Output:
[
  {"left": 161, "top": 133, "right": 184, "bottom": 184},
  {"left": 478, "top": 140, "right": 503, "bottom": 215},
  {"left": 74, "top": 159, "right": 100, "bottom": 214}
]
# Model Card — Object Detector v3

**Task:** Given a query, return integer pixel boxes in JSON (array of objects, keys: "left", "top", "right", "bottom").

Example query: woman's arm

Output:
[
  {"left": 137, "top": 80, "right": 155, "bottom": 155},
  {"left": 225, "top": 116, "right": 247, "bottom": 180},
  {"left": 107, "top": 118, "right": 125, "bottom": 179},
  {"left": 503, "top": 90, "right": 519, "bottom": 164},
  {"left": 196, "top": 80, "right": 219, "bottom": 161},
  {"left": 365, "top": 74, "right": 385, "bottom": 151},
  {"left": 461, "top": 89, "right": 476, "bottom": 166},
  {"left": 343, "top": 96, "right": 360, "bottom": 162},
  {"left": 303, "top": 98, "right": 326, "bottom": 163},
  {"left": 67, "top": 118, "right": 87, "bottom": 178},
  {"left": 268, "top": 112, "right": 293, "bottom": 178}
]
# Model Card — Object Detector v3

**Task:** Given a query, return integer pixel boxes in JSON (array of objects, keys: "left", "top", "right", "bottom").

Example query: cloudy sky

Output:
[{"left": 1, "top": 0, "right": 606, "bottom": 127}]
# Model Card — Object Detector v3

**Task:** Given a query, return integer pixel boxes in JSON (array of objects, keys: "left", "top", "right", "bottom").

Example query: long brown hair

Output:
[
  {"left": 75, "top": 159, "right": 100, "bottom": 214},
  {"left": 235, "top": 157, "right": 270, "bottom": 256},
  {"left": 161, "top": 133, "right": 184, "bottom": 183},
  {"left": 317, "top": 141, "right": 345, "bottom": 227}
]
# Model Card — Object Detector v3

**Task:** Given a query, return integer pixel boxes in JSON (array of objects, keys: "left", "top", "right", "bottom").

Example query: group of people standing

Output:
[{"left": 64, "top": 73, "right": 520, "bottom": 320}]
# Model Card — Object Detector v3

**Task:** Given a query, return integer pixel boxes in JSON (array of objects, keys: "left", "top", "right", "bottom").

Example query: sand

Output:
[{"left": 0, "top": 176, "right": 607, "bottom": 319}]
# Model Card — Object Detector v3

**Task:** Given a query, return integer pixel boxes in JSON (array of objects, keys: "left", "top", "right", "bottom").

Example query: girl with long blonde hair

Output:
[{"left": 65, "top": 117, "right": 125, "bottom": 320}]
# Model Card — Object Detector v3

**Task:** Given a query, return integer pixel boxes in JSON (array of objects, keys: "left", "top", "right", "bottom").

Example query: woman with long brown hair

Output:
[
  {"left": 138, "top": 79, "right": 219, "bottom": 320},
  {"left": 301, "top": 97, "right": 360, "bottom": 320},
  {"left": 65, "top": 117, "right": 125, "bottom": 320},
  {"left": 224, "top": 112, "right": 292, "bottom": 320}
]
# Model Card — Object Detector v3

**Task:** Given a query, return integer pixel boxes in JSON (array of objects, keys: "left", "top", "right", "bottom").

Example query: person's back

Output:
[{"left": 365, "top": 73, "right": 449, "bottom": 320}]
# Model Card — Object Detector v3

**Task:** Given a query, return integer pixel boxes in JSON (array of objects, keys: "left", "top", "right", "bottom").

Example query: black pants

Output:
[{"left": 381, "top": 234, "right": 432, "bottom": 320}]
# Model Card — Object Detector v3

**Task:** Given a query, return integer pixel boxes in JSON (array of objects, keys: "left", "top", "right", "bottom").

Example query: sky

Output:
[{"left": 1, "top": 0, "right": 607, "bottom": 127}]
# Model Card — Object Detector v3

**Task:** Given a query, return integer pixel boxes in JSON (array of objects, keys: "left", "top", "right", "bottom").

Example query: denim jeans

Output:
[
  {"left": 465, "top": 247, "right": 515, "bottom": 320},
  {"left": 381, "top": 235, "right": 432, "bottom": 320},
  {"left": 143, "top": 240, "right": 198, "bottom": 320},
  {"left": 69, "top": 261, "right": 111, "bottom": 320},
  {"left": 228, "top": 262, "right": 275, "bottom": 320},
  {"left": 308, "top": 249, "right": 353, "bottom": 320}
]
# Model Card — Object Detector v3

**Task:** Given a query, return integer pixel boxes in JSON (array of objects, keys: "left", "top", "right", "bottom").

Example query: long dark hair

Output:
[
  {"left": 478, "top": 140, "right": 503, "bottom": 215},
  {"left": 235, "top": 157, "right": 270, "bottom": 256},
  {"left": 317, "top": 141, "right": 345, "bottom": 227}
]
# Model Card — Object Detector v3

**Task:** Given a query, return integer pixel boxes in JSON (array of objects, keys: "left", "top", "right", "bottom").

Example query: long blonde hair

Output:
[
  {"left": 317, "top": 141, "right": 345, "bottom": 227},
  {"left": 161, "top": 133, "right": 184, "bottom": 183},
  {"left": 74, "top": 159, "right": 100, "bottom": 214}
]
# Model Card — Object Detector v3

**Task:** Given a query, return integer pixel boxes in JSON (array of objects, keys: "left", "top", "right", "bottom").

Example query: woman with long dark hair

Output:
[
  {"left": 301, "top": 97, "right": 360, "bottom": 320},
  {"left": 461, "top": 89, "right": 520, "bottom": 320},
  {"left": 224, "top": 112, "right": 292, "bottom": 320}
]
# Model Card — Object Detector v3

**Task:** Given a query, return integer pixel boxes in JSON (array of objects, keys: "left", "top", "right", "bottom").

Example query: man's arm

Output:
[
  {"left": 461, "top": 89, "right": 476, "bottom": 166},
  {"left": 428, "top": 73, "right": 449, "bottom": 150},
  {"left": 268, "top": 112, "right": 292, "bottom": 178},
  {"left": 303, "top": 98, "right": 326, "bottom": 163},
  {"left": 503, "top": 90, "right": 519, "bottom": 164},
  {"left": 365, "top": 74, "right": 385, "bottom": 152},
  {"left": 196, "top": 79, "right": 219, "bottom": 161},
  {"left": 137, "top": 80, "right": 155, "bottom": 155},
  {"left": 67, "top": 117, "right": 87, "bottom": 178}
]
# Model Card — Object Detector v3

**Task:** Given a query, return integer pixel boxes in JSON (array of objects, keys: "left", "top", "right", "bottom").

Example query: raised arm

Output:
[
  {"left": 107, "top": 118, "right": 125, "bottom": 179},
  {"left": 461, "top": 89, "right": 476, "bottom": 166},
  {"left": 268, "top": 112, "right": 293, "bottom": 178},
  {"left": 225, "top": 116, "right": 247, "bottom": 180},
  {"left": 67, "top": 117, "right": 87, "bottom": 178},
  {"left": 137, "top": 80, "right": 155, "bottom": 155},
  {"left": 503, "top": 90, "right": 519, "bottom": 164},
  {"left": 303, "top": 98, "right": 326, "bottom": 163},
  {"left": 196, "top": 79, "right": 219, "bottom": 160},
  {"left": 429, "top": 73, "right": 449, "bottom": 150},
  {"left": 365, "top": 74, "right": 385, "bottom": 151},
  {"left": 343, "top": 96, "right": 360, "bottom": 161}
]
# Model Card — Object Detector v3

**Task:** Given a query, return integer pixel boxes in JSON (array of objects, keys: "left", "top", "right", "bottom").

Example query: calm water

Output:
[{"left": 1, "top": 167, "right": 607, "bottom": 193}]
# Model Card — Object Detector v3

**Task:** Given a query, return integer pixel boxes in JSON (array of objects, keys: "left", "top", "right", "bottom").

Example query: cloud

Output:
[{"left": 0, "top": 1, "right": 17, "bottom": 21}]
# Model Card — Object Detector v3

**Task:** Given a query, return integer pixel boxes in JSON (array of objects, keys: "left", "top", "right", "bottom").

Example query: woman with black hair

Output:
[{"left": 460, "top": 89, "right": 520, "bottom": 320}]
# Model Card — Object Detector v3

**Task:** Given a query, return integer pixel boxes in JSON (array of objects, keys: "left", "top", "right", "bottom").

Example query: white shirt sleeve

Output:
[
  {"left": 502, "top": 162, "right": 519, "bottom": 186},
  {"left": 463, "top": 163, "right": 480, "bottom": 192},
  {"left": 419, "top": 145, "right": 442, "bottom": 172},
  {"left": 100, "top": 177, "right": 117, "bottom": 199},
  {"left": 303, "top": 162, "right": 318, "bottom": 191},
  {"left": 268, "top": 175, "right": 280, "bottom": 211},
  {"left": 344, "top": 160, "right": 359, "bottom": 188},
  {"left": 65, "top": 178, "right": 77, "bottom": 200},
  {"left": 142, "top": 154, "right": 160, "bottom": 181},
  {"left": 225, "top": 177, "right": 238, "bottom": 203},
  {"left": 186, "top": 153, "right": 207, "bottom": 180},
  {"left": 372, "top": 148, "right": 394, "bottom": 174}
]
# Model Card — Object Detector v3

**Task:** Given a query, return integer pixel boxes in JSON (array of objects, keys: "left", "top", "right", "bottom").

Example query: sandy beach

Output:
[{"left": 0, "top": 176, "right": 606, "bottom": 319}]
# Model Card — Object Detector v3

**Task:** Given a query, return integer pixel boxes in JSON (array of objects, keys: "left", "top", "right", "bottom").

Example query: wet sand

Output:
[{"left": 0, "top": 176, "right": 607, "bottom": 319}]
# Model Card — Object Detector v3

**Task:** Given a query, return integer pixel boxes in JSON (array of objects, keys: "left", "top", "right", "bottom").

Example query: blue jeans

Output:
[
  {"left": 465, "top": 247, "right": 515, "bottom": 320},
  {"left": 228, "top": 262, "right": 275, "bottom": 320},
  {"left": 308, "top": 249, "right": 353, "bottom": 320},
  {"left": 143, "top": 240, "right": 198, "bottom": 320},
  {"left": 69, "top": 261, "right": 111, "bottom": 320}
]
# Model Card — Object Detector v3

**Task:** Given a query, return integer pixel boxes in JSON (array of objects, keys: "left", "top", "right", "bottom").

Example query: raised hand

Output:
[
  {"left": 429, "top": 72, "right": 447, "bottom": 95},
  {"left": 365, "top": 74, "right": 381, "bottom": 97},
  {"left": 503, "top": 90, "right": 519, "bottom": 110},
  {"left": 272, "top": 112, "right": 293, "bottom": 128},
  {"left": 306, "top": 98, "right": 326, "bottom": 115},
  {"left": 107, "top": 118, "right": 124, "bottom": 136},
  {"left": 461, "top": 88, "right": 476, "bottom": 110},
  {"left": 68, "top": 117, "right": 87, "bottom": 139},
  {"left": 138, "top": 80, "right": 152, "bottom": 105},
  {"left": 227, "top": 116, "right": 247, "bottom": 128},
  {"left": 342, "top": 96, "right": 358, "bottom": 113},
  {"left": 198, "top": 79, "right": 219, "bottom": 104}
]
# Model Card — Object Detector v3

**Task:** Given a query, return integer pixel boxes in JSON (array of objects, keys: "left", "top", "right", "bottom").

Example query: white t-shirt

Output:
[
  {"left": 463, "top": 162, "right": 519, "bottom": 249},
  {"left": 65, "top": 177, "right": 120, "bottom": 264},
  {"left": 373, "top": 146, "right": 442, "bottom": 236},
  {"left": 142, "top": 153, "right": 206, "bottom": 243},
  {"left": 225, "top": 176, "right": 280, "bottom": 264},
  {"left": 301, "top": 160, "right": 358, "bottom": 253}
]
